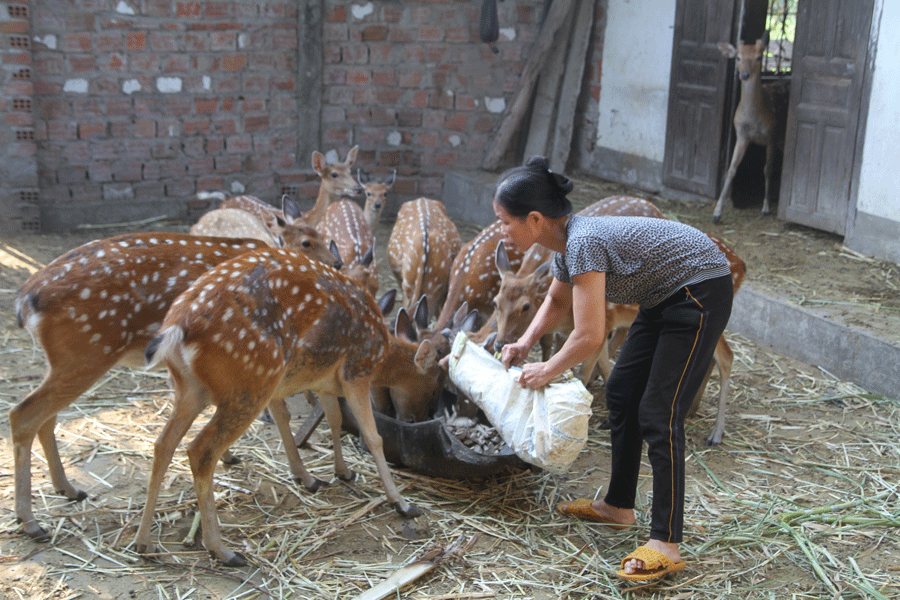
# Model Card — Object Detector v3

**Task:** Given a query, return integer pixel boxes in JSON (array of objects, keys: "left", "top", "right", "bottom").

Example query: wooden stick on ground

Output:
[{"left": 351, "top": 534, "right": 479, "bottom": 600}]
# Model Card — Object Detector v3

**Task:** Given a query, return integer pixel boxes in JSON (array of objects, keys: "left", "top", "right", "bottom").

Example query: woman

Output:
[{"left": 496, "top": 156, "right": 733, "bottom": 582}]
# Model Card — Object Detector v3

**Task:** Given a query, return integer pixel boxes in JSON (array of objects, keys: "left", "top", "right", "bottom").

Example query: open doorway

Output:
[{"left": 727, "top": 0, "right": 796, "bottom": 209}]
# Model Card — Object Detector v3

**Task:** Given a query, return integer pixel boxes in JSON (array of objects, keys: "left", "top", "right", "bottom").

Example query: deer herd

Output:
[{"left": 11, "top": 144, "right": 748, "bottom": 567}]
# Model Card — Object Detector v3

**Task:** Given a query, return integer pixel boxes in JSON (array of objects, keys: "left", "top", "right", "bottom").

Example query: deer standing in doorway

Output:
[{"left": 714, "top": 32, "right": 776, "bottom": 223}]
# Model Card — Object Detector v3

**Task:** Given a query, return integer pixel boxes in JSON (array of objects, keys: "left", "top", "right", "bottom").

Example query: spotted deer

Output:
[
  {"left": 134, "top": 247, "right": 445, "bottom": 566},
  {"left": 319, "top": 199, "right": 379, "bottom": 297},
  {"left": 190, "top": 207, "right": 283, "bottom": 248},
  {"left": 387, "top": 197, "right": 462, "bottom": 316},
  {"left": 305, "top": 145, "right": 362, "bottom": 227},
  {"left": 432, "top": 219, "right": 525, "bottom": 333},
  {"left": 10, "top": 233, "right": 325, "bottom": 542},
  {"left": 200, "top": 192, "right": 305, "bottom": 237},
  {"left": 714, "top": 32, "right": 777, "bottom": 223},
  {"left": 358, "top": 168, "right": 396, "bottom": 230}
]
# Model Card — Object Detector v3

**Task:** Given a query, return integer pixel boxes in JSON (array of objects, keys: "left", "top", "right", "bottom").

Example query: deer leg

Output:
[
  {"left": 316, "top": 393, "right": 354, "bottom": 481},
  {"left": 705, "top": 336, "right": 733, "bottom": 446},
  {"left": 344, "top": 380, "right": 420, "bottom": 518},
  {"left": 186, "top": 400, "right": 263, "bottom": 568},
  {"left": 134, "top": 381, "right": 208, "bottom": 557},
  {"left": 762, "top": 139, "right": 775, "bottom": 216},
  {"left": 267, "top": 397, "right": 327, "bottom": 491},
  {"left": 713, "top": 136, "right": 750, "bottom": 223},
  {"left": 10, "top": 365, "right": 112, "bottom": 539}
]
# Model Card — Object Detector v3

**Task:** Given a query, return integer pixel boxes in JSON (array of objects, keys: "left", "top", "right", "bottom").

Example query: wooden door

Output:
[
  {"left": 778, "top": 0, "right": 874, "bottom": 234},
  {"left": 662, "top": 0, "right": 735, "bottom": 198}
]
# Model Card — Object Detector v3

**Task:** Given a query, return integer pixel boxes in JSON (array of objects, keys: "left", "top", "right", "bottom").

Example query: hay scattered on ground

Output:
[{"left": 1, "top": 316, "right": 897, "bottom": 599}]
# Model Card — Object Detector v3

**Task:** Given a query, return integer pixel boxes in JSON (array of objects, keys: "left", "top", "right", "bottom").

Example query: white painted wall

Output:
[
  {"left": 594, "top": 0, "right": 676, "bottom": 162},
  {"left": 856, "top": 0, "right": 900, "bottom": 223}
]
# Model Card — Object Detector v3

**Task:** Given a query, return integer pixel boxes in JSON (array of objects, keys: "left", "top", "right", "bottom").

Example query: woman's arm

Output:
[
  {"left": 515, "top": 270, "right": 608, "bottom": 389},
  {"left": 500, "top": 275, "right": 572, "bottom": 369}
]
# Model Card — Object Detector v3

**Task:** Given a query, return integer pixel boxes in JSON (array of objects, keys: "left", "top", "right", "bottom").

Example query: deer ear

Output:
[
  {"left": 451, "top": 300, "right": 469, "bottom": 328},
  {"left": 394, "top": 308, "right": 418, "bottom": 342},
  {"left": 760, "top": 30, "right": 770, "bottom": 48},
  {"left": 414, "top": 339, "right": 438, "bottom": 372},
  {"left": 718, "top": 42, "right": 737, "bottom": 58},
  {"left": 361, "top": 244, "right": 374, "bottom": 267},
  {"left": 329, "top": 240, "right": 344, "bottom": 269},
  {"left": 312, "top": 151, "right": 326, "bottom": 174},
  {"left": 533, "top": 260, "right": 552, "bottom": 279},
  {"left": 357, "top": 168, "right": 369, "bottom": 184},
  {"left": 378, "top": 289, "right": 397, "bottom": 316},
  {"left": 413, "top": 296, "right": 429, "bottom": 330},
  {"left": 495, "top": 240, "right": 512, "bottom": 275},
  {"left": 345, "top": 145, "right": 359, "bottom": 165},
  {"left": 460, "top": 309, "right": 479, "bottom": 333},
  {"left": 385, "top": 169, "right": 396, "bottom": 187},
  {"left": 282, "top": 195, "right": 302, "bottom": 221}
]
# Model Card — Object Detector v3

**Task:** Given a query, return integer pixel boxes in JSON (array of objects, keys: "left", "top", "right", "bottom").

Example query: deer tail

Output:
[{"left": 145, "top": 325, "right": 184, "bottom": 371}]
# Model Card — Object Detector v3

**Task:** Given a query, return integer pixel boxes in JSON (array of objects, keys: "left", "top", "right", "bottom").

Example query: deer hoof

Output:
[
  {"left": 712, "top": 214, "right": 722, "bottom": 224},
  {"left": 395, "top": 503, "right": 423, "bottom": 518},
  {"left": 135, "top": 542, "right": 157, "bottom": 556},
  {"left": 21, "top": 521, "right": 51, "bottom": 543},
  {"left": 336, "top": 469, "right": 356, "bottom": 482},
  {"left": 59, "top": 489, "right": 88, "bottom": 502},
  {"left": 297, "top": 476, "right": 329, "bottom": 492},
  {"left": 217, "top": 550, "right": 248, "bottom": 568},
  {"left": 705, "top": 436, "right": 723, "bottom": 447},
  {"left": 220, "top": 453, "right": 242, "bottom": 466}
]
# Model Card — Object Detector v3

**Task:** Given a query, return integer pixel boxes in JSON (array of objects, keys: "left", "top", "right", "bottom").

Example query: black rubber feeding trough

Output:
[{"left": 295, "top": 390, "right": 529, "bottom": 480}]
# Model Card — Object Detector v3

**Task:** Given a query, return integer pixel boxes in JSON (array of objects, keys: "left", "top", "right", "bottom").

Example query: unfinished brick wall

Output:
[{"left": 1, "top": 0, "right": 567, "bottom": 233}]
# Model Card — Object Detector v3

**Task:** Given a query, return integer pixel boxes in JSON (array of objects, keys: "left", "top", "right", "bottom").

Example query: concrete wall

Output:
[{"left": 846, "top": 0, "right": 900, "bottom": 264}]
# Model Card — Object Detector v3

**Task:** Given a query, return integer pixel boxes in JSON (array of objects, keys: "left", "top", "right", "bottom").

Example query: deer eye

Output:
[
  {"left": 330, "top": 171, "right": 338, "bottom": 179},
  {"left": 302, "top": 240, "right": 311, "bottom": 248},
  {"left": 522, "top": 303, "right": 531, "bottom": 313}
]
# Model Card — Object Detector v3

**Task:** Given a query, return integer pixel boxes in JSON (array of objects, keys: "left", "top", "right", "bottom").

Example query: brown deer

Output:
[
  {"left": 190, "top": 207, "right": 284, "bottom": 248},
  {"left": 387, "top": 197, "right": 462, "bottom": 316},
  {"left": 432, "top": 219, "right": 525, "bottom": 332},
  {"left": 10, "top": 233, "right": 332, "bottom": 541},
  {"left": 319, "top": 199, "right": 379, "bottom": 297},
  {"left": 714, "top": 32, "right": 776, "bottom": 223},
  {"left": 133, "top": 248, "right": 444, "bottom": 566},
  {"left": 358, "top": 168, "right": 396, "bottom": 230},
  {"left": 305, "top": 145, "right": 362, "bottom": 227}
]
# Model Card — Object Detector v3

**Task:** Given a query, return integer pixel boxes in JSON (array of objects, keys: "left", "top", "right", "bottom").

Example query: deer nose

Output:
[
  {"left": 739, "top": 71, "right": 750, "bottom": 81},
  {"left": 374, "top": 201, "right": 382, "bottom": 209},
  {"left": 353, "top": 184, "right": 364, "bottom": 195}
]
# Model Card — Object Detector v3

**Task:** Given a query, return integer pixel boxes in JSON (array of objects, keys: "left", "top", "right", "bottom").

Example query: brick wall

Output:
[
  {"left": 1, "top": 0, "right": 586, "bottom": 233},
  {"left": 1, "top": 0, "right": 40, "bottom": 232}
]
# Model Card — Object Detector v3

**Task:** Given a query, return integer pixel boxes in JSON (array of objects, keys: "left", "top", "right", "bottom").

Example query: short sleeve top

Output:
[{"left": 552, "top": 215, "right": 730, "bottom": 308}]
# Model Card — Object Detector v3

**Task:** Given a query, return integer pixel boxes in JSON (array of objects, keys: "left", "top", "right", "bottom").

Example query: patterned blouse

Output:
[{"left": 552, "top": 215, "right": 730, "bottom": 308}]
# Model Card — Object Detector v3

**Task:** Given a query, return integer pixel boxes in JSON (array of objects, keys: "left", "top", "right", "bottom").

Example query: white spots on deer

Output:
[{"left": 387, "top": 197, "right": 462, "bottom": 315}]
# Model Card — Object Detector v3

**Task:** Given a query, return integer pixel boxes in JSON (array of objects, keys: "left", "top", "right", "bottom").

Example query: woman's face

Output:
[{"left": 493, "top": 201, "right": 538, "bottom": 252}]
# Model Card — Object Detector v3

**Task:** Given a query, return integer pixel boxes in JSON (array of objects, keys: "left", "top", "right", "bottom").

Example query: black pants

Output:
[{"left": 604, "top": 275, "right": 733, "bottom": 544}]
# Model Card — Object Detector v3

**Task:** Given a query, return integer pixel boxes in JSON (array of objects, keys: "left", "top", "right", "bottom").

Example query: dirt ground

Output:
[{"left": 0, "top": 177, "right": 898, "bottom": 599}]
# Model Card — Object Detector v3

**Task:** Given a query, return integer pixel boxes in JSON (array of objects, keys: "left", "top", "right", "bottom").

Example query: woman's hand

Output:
[
  {"left": 500, "top": 340, "right": 530, "bottom": 369},
  {"left": 518, "top": 361, "right": 554, "bottom": 389}
]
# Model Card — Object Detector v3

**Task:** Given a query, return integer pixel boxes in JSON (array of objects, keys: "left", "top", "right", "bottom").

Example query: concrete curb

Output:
[{"left": 727, "top": 284, "right": 899, "bottom": 400}]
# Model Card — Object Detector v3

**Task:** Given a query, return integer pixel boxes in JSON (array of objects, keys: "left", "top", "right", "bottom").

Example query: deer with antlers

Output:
[
  {"left": 133, "top": 247, "right": 445, "bottom": 566},
  {"left": 714, "top": 32, "right": 777, "bottom": 223},
  {"left": 387, "top": 197, "right": 462, "bottom": 316},
  {"left": 10, "top": 233, "right": 335, "bottom": 541}
]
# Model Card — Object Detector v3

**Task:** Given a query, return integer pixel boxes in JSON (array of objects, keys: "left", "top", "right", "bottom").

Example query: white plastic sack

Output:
[{"left": 448, "top": 331, "right": 592, "bottom": 474}]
